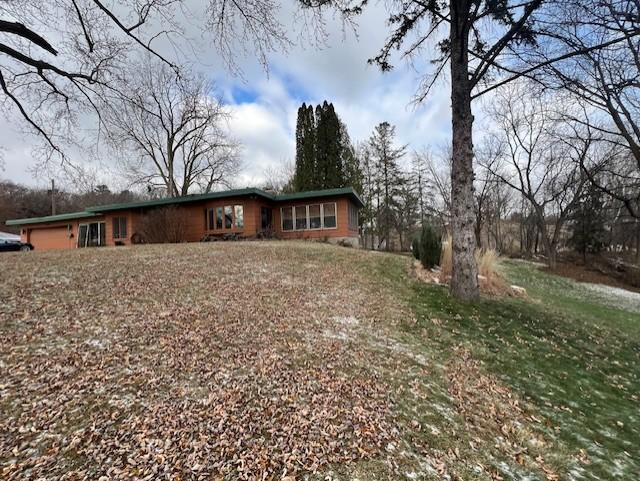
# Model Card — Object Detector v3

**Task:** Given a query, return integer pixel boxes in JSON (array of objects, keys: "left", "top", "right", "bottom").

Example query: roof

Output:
[
  {"left": 276, "top": 188, "right": 365, "bottom": 207},
  {"left": 5, "top": 187, "right": 365, "bottom": 226},
  {"left": 5, "top": 211, "right": 99, "bottom": 226},
  {"left": 86, "top": 188, "right": 273, "bottom": 213}
]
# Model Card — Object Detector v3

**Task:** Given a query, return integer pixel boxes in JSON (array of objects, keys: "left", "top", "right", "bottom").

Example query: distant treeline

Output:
[{"left": 0, "top": 181, "right": 141, "bottom": 234}]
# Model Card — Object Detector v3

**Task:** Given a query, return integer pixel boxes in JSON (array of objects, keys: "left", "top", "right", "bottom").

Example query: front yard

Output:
[{"left": 1, "top": 243, "right": 637, "bottom": 480}]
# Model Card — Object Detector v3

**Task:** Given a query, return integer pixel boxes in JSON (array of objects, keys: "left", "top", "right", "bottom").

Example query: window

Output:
[
  {"left": 348, "top": 203, "right": 358, "bottom": 230},
  {"left": 295, "top": 205, "right": 307, "bottom": 230},
  {"left": 79, "top": 222, "right": 106, "bottom": 247},
  {"left": 234, "top": 205, "right": 244, "bottom": 228},
  {"left": 281, "top": 207, "right": 293, "bottom": 231},
  {"left": 112, "top": 217, "right": 127, "bottom": 239},
  {"left": 224, "top": 206, "right": 233, "bottom": 229},
  {"left": 207, "top": 209, "right": 214, "bottom": 230},
  {"left": 216, "top": 207, "right": 223, "bottom": 229},
  {"left": 322, "top": 203, "right": 336, "bottom": 228},
  {"left": 309, "top": 204, "right": 321, "bottom": 229}
]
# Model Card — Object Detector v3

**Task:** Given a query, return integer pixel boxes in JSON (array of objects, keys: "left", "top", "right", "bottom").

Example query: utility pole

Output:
[{"left": 51, "top": 179, "right": 56, "bottom": 215}]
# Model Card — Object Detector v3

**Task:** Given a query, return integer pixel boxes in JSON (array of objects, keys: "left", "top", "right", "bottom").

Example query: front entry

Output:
[
  {"left": 78, "top": 222, "right": 106, "bottom": 248},
  {"left": 261, "top": 207, "right": 273, "bottom": 232}
]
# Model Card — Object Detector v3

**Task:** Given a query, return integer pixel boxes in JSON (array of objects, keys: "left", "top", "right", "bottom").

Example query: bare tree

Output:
[
  {"left": 474, "top": 138, "right": 505, "bottom": 250},
  {"left": 525, "top": 1, "right": 640, "bottom": 218},
  {"left": 261, "top": 159, "right": 295, "bottom": 193},
  {"left": 416, "top": 147, "right": 452, "bottom": 225},
  {"left": 103, "top": 61, "right": 240, "bottom": 196},
  {"left": 485, "top": 84, "right": 590, "bottom": 268},
  {"left": 0, "top": 0, "right": 291, "bottom": 165}
]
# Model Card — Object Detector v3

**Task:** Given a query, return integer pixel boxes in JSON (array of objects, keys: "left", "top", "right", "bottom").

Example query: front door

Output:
[
  {"left": 261, "top": 207, "right": 273, "bottom": 231},
  {"left": 78, "top": 222, "right": 106, "bottom": 248}
]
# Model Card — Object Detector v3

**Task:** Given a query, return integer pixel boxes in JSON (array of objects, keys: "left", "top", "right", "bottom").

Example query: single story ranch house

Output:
[{"left": 6, "top": 187, "right": 363, "bottom": 251}]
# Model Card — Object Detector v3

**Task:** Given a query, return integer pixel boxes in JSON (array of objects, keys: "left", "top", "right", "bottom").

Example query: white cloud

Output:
[
  {"left": 1, "top": 2, "right": 454, "bottom": 189},
  {"left": 226, "top": 101, "right": 295, "bottom": 187}
]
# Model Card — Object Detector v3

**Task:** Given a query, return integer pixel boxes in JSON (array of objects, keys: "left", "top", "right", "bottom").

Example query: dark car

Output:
[{"left": 0, "top": 238, "right": 33, "bottom": 252}]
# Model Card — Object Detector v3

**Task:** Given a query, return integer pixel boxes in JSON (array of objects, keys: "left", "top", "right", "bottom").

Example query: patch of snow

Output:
[
  {"left": 334, "top": 315, "right": 359, "bottom": 326},
  {"left": 322, "top": 329, "right": 351, "bottom": 341},
  {"left": 580, "top": 282, "right": 640, "bottom": 313},
  {"left": 85, "top": 338, "right": 110, "bottom": 349}
]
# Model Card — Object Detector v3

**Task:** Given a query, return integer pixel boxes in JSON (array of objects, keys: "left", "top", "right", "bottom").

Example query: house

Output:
[{"left": 5, "top": 187, "right": 363, "bottom": 251}]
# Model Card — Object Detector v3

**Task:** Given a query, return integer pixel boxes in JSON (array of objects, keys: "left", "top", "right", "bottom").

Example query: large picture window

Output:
[
  {"left": 224, "top": 206, "right": 233, "bottom": 229},
  {"left": 216, "top": 207, "right": 223, "bottom": 229},
  {"left": 322, "top": 203, "right": 336, "bottom": 228},
  {"left": 207, "top": 209, "right": 214, "bottom": 230},
  {"left": 280, "top": 202, "right": 337, "bottom": 231},
  {"left": 295, "top": 205, "right": 307, "bottom": 230},
  {"left": 112, "top": 217, "right": 127, "bottom": 239},
  {"left": 282, "top": 207, "right": 293, "bottom": 231},
  {"left": 309, "top": 204, "right": 321, "bottom": 229},
  {"left": 234, "top": 205, "right": 244, "bottom": 228}
]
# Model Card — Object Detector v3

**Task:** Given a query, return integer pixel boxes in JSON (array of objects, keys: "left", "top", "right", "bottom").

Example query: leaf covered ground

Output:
[{"left": 1, "top": 243, "right": 637, "bottom": 480}]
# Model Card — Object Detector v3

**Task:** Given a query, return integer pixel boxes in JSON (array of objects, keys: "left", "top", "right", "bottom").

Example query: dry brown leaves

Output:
[
  {"left": 446, "top": 347, "right": 559, "bottom": 481},
  {"left": 0, "top": 243, "right": 400, "bottom": 480}
]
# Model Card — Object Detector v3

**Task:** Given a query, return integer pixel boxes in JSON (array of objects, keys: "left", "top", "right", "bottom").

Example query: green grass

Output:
[{"left": 378, "top": 256, "right": 639, "bottom": 480}]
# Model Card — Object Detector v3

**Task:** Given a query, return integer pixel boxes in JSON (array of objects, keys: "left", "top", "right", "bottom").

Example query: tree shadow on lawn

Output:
[{"left": 404, "top": 270, "right": 639, "bottom": 481}]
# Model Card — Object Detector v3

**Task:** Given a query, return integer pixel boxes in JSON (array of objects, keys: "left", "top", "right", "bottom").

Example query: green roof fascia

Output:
[
  {"left": 5, "top": 211, "right": 98, "bottom": 226},
  {"left": 86, "top": 187, "right": 364, "bottom": 213},
  {"left": 6, "top": 188, "right": 365, "bottom": 227},
  {"left": 86, "top": 188, "right": 275, "bottom": 213},
  {"left": 274, "top": 187, "right": 365, "bottom": 208}
]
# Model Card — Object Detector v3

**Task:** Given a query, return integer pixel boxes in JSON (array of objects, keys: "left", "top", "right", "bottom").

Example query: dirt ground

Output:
[{"left": 543, "top": 253, "right": 640, "bottom": 293}]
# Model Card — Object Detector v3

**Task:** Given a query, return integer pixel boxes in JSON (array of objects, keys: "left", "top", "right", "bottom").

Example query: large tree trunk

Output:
[{"left": 449, "top": 1, "right": 479, "bottom": 301}]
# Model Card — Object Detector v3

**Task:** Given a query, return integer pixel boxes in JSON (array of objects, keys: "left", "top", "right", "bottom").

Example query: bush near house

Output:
[
  {"left": 419, "top": 223, "right": 442, "bottom": 269},
  {"left": 138, "top": 206, "right": 187, "bottom": 244}
]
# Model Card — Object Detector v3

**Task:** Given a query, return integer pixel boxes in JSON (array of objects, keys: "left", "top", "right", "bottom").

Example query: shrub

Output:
[
  {"left": 411, "top": 236, "right": 421, "bottom": 260},
  {"left": 138, "top": 206, "right": 187, "bottom": 244},
  {"left": 419, "top": 223, "right": 442, "bottom": 269}
]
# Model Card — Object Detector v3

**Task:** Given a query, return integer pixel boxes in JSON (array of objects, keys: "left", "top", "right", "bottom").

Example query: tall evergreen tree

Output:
[
  {"left": 569, "top": 184, "right": 607, "bottom": 262},
  {"left": 293, "top": 100, "right": 361, "bottom": 191},
  {"left": 293, "top": 103, "right": 316, "bottom": 191},
  {"left": 369, "top": 122, "right": 406, "bottom": 251}
]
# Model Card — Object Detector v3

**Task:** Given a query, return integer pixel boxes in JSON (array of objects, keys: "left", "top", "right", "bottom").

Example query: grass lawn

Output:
[{"left": 1, "top": 243, "right": 637, "bottom": 480}]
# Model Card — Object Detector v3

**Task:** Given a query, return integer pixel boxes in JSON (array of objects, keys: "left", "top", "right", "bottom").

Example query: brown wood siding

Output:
[{"left": 15, "top": 194, "right": 359, "bottom": 250}]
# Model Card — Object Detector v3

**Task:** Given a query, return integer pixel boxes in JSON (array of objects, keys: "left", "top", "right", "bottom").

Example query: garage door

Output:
[{"left": 29, "top": 226, "right": 73, "bottom": 251}]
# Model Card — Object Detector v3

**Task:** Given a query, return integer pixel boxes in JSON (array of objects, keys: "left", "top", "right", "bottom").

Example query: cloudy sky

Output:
[{"left": 1, "top": 2, "right": 453, "bottom": 191}]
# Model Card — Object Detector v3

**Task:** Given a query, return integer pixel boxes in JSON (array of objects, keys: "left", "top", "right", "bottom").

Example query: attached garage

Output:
[
  {"left": 28, "top": 225, "right": 74, "bottom": 251},
  {"left": 6, "top": 212, "right": 103, "bottom": 251}
]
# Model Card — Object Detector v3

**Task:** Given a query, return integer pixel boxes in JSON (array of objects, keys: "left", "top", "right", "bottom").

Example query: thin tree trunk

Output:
[
  {"left": 635, "top": 219, "right": 640, "bottom": 263},
  {"left": 538, "top": 221, "right": 557, "bottom": 269},
  {"left": 449, "top": 1, "right": 479, "bottom": 300}
]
